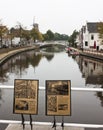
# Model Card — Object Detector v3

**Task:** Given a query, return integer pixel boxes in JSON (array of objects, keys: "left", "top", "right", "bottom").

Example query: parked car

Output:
[{"left": 2, "top": 44, "right": 9, "bottom": 48}]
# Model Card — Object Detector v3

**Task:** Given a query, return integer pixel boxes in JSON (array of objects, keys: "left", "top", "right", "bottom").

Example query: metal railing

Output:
[
  {"left": 0, "top": 120, "right": 103, "bottom": 128},
  {"left": 1, "top": 85, "right": 103, "bottom": 91},
  {"left": 0, "top": 85, "right": 103, "bottom": 128}
]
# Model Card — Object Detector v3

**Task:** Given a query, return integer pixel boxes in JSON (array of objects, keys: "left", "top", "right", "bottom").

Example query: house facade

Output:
[{"left": 78, "top": 22, "right": 103, "bottom": 51}]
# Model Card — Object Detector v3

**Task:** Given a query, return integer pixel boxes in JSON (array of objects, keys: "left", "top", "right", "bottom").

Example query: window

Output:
[
  {"left": 85, "top": 41, "right": 88, "bottom": 46},
  {"left": 91, "top": 35, "right": 94, "bottom": 40}
]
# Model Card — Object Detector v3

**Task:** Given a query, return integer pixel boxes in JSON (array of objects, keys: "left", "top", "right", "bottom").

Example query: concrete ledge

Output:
[
  {"left": 80, "top": 51, "right": 103, "bottom": 60},
  {"left": 0, "top": 46, "right": 37, "bottom": 65},
  {"left": 5, "top": 124, "right": 84, "bottom": 130}
]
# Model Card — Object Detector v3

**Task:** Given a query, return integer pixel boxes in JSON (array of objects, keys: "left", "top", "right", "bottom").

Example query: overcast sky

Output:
[{"left": 0, "top": 0, "right": 103, "bottom": 35}]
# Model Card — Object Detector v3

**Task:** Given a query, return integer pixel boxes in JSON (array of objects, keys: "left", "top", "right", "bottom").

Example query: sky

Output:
[{"left": 0, "top": 0, "right": 103, "bottom": 35}]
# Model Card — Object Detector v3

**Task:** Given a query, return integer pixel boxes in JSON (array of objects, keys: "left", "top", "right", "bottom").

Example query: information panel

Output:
[
  {"left": 46, "top": 80, "right": 71, "bottom": 116},
  {"left": 13, "top": 79, "right": 38, "bottom": 114}
]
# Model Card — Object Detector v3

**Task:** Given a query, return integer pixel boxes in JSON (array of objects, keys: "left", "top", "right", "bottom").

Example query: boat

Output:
[
  {"left": 65, "top": 47, "right": 72, "bottom": 53},
  {"left": 66, "top": 47, "right": 79, "bottom": 55}
]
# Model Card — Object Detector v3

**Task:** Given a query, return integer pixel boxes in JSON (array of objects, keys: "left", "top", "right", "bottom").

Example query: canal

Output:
[{"left": 0, "top": 44, "right": 103, "bottom": 130}]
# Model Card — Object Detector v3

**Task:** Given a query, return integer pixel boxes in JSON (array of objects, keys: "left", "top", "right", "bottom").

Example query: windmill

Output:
[
  {"left": 31, "top": 16, "right": 35, "bottom": 28},
  {"left": 31, "top": 17, "right": 39, "bottom": 30},
  {"left": 33, "top": 16, "right": 35, "bottom": 27}
]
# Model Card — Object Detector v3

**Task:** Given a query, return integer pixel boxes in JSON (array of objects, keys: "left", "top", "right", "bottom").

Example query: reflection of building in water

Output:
[
  {"left": 96, "top": 88, "right": 103, "bottom": 107},
  {"left": 76, "top": 56, "right": 103, "bottom": 86},
  {"left": 0, "top": 54, "right": 27, "bottom": 82},
  {"left": 75, "top": 56, "right": 103, "bottom": 107},
  {"left": 0, "top": 89, "right": 2, "bottom": 105},
  {"left": 0, "top": 89, "right": 4, "bottom": 106}
]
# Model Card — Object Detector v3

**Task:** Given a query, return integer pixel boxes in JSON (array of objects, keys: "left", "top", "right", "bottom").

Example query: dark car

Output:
[{"left": 2, "top": 44, "right": 9, "bottom": 48}]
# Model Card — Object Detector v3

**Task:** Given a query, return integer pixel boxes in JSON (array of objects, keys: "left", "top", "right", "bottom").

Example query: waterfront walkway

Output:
[
  {"left": 6, "top": 124, "right": 84, "bottom": 130},
  {"left": 71, "top": 47, "right": 103, "bottom": 60},
  {"left": 0, "top": 45, "right": 36, "bottom": 65},
  {"left": 80, "top": 49, "right": 103, "bottom": 60}
]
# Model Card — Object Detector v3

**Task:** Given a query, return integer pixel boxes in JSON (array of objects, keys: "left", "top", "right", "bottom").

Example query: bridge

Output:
[{"left": 39, "top": 41, "right": 67, "bottom": 49}]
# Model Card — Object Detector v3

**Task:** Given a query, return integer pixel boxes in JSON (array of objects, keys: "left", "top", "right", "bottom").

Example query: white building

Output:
[
  {"left": 12, "top": 37, "right": 20, "bottom": 45},
  {"left": 78, "top": 22, "right": 103, "bottom": 50}
]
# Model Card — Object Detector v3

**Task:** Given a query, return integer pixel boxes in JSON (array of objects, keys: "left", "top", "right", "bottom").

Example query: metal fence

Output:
[{"left": 0, "top": 85, "right": 103, "bottom": 128}]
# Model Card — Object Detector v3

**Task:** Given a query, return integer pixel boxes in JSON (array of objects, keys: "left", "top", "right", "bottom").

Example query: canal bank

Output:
[
  {"left": 71, "top": 47, "right": 103, "bottom": 61},
  {"left": 0, "top": 45, "right": 37, "bottom": 65},
  {"left": 80, "top": 50, "right": 103, "bottom": 61}
]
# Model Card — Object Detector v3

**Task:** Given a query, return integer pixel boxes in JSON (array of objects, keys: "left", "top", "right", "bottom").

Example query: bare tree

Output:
[{"left": 0, "top": 19, "right": 8, "bottom": 47}]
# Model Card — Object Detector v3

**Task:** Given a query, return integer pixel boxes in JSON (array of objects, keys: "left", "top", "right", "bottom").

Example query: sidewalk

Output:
[
  {"left": 0, "top": 46, "right": 36, "bottom": 65},
  {"left": 80, "top": 49, "right": 103, "bottom": 60},
  {"left": 5, "top": 124, "right": 84, "bottom": 130},
  {"left": 71, "top": 47, "right": 103, "bottom": 60}
]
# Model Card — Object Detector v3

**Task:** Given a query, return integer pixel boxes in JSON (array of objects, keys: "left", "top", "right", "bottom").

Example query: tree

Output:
[
  {"left": 54, "top": 33, "right": 61, "bottom": 40},
  {"left": 42, "top": 33, "right": 49, "bottom": 41},
  {"left": 0, "top": 20, "right": 8, "bottom": 46},
  {"left": 43, "top": 30, "right": 69, "bottom": 41},
  {"left": 98, "top": 22, "right": 103, "bottom": 44},
  {"left": 9, "top": 27, "right": 15, "bottom": 46},
  {"left": 31, "top": 27, "right": 43, "bottom": 42},
  {"left": 22, "top": 29, "right": 31, "bottom": 42},
  {"left": 37, "top": 31, "right": 44, "bottom": 41},
  {"left": 46, "top": 30, "right": 54, "bottom": 41},
  {"left": 54, "top": 33, "right": 69, "bottom": 41},
  {"left": 15, "top": 22, "right": 27, "bottom": 45},
  {"left": 68, "top": 30, "right": 78, "bottom": 47}
]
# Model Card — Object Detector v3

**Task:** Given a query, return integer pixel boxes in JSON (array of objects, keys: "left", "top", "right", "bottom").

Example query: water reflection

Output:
[
  {"left": 0, "top": 51, "right": 54, "bottom": 83},
  {"left": 0, "top": 89, "right": 2, "bottom": 106},
  {"left": 96, "top": 91, "right": 103, "bottom": 107},
  {"left": 74, "top": 55, "right": 103, "bottom": 107},
  {"left": 41, "top": 44, "right": 65, "bottom": 53},
  {"left": 75, "top": 56, "right": 103, "bottom": 87},
  {"left": 0, "top": 89, "right": 4, "bottom": 106},
  {"left": 0, "top": 44, "right": 65, "bottom": 84}
]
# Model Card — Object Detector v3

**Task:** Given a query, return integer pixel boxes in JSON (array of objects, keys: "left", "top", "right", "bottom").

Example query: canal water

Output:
[{"left": 0, "top": 44, "right": 103, "bottom": 130}]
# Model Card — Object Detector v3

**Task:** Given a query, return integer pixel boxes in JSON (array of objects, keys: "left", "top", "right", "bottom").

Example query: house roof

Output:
[{"left": 87, "top": 22, "right": 98, "bottom": 33}]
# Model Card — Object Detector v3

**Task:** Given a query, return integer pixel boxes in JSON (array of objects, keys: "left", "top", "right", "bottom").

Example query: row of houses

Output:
[
  {"left": 76, "top": 22, "right": 103, "bottom": 51},
  {"left": 0, "top": 23, "right": 39, "bottom": 48}
]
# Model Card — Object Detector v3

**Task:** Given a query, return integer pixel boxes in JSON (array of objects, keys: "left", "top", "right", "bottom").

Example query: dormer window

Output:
[{"left": 91, "top": 35, "right": 94, "bottom": 40}]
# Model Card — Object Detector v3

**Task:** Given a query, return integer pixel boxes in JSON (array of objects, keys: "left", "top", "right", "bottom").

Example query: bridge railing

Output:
[{"left": 0, "top": 85, "right": 103, "bottom": 128}]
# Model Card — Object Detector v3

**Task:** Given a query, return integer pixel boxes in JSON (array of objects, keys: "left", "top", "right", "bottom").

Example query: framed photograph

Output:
[
  {"left": 13, "top": 79, "right": 38, "bottom": 114},
  {"left": 46, "top": 80, "right": 71, "bottom": 116}
]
